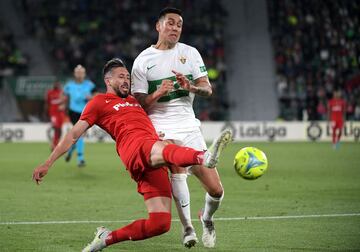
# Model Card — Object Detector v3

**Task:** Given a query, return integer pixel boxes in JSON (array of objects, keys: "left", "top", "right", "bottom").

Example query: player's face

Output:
[
  {"left": 107, "top": 67, "right": 131, "bottom": 98},
  {"left": 74, "top": 68, "right": 86, "bottom": 82},
  {"left": 157, "top": 13, "right": 183, "bottom": 45}
]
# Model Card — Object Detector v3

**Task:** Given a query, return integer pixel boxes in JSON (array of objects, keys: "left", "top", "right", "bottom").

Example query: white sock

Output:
[
  {"left": 202, "top": 192, "right": 224, "bottom": 221},
  {"left": 171, "top": 173, "right": 193, "bottom": 228}
]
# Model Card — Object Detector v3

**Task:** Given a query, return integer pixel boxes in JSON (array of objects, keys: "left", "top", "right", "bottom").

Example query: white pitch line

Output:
[{"left": 1, "top": 213, "right": 359, "bottom": 226}]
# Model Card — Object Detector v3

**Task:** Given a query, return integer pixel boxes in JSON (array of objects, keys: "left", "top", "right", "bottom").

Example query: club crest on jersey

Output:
[{"left": 179, "top": 56, "right": 186, "bottom": 64}]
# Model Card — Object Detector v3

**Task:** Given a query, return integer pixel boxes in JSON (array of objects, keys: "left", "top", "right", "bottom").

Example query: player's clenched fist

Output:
[
  {"left": 32, "top": 164, "right": 49, "bottom": 185},
  {"left": 157, "top": 79, "right": 174, "bottom": 96},
  {"left": 172, "top": 70, "right": 195, "bottom": 92}
]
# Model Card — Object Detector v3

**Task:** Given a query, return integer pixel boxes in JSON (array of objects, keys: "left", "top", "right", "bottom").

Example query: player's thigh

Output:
[
  {"left": 138, "top": 166, "right": 172, "bottom": 213},
  {"left": 192, "top": 166, "right": 223, "bottom": 196},
  {"left": 145, "top": 196, "right": 172, "bottom": 213}
]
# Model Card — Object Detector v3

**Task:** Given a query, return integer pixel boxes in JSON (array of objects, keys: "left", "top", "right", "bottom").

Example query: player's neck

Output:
[{"left": 154, "top": 40, "right": 176, "bottom": 50}]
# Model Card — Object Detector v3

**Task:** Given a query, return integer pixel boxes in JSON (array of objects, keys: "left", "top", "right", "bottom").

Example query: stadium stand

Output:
[
  {"left": 0, "top": 20, "right": 29, "bottom": 78},
  {"left": 267, "top": 0, "right": 360, "bottom": 121},
  {"left": 17, "top": 0, "right": 229, "bottom": 121}
]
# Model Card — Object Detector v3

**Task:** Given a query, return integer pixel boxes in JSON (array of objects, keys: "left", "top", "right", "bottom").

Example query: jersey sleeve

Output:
[
  {"left": 190, "top": 47, "right": 208, "bottom": 80},
  {"left": 131, "top": 57, "right": 149, "bottom": 94},
  {"left": 80, "top": 98, "right": 99, "bottom": 126}
]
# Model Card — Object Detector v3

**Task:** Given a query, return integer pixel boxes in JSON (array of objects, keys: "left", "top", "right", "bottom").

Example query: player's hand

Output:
[
  {"left": 172, "top": 70, "right": 196, "bottom": 92},
  {"left": 157, "top": 80, "right": 174, "bottom": 96},
  {"left": 32, "top": 164, "right": 49, "bottom": 185}
]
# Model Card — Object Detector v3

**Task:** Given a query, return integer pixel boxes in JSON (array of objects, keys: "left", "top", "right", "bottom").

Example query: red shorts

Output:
[
  {"left": 137, "top": 166, "right": 172, "bottom": 200},
  {"left": 50, "top": 113, "right": 64, "bottom": 128},
  {"left": 120, "top": 139, "right": 171, "bottom": 200},
  {"left": 331, "top": 120, "right": 344, "bottom": 129}
]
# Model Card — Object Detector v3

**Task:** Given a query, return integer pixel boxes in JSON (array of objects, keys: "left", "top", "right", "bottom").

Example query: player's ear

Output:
[
  {"left": 104, "top": 78, "right": 110, "bottom": 86},
  {"left": 156, "top": 21, "right": 161, "bottom": 32}
]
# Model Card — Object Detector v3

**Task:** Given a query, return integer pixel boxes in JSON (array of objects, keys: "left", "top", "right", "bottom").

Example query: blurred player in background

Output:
[
  {"left": 132, "top": 7, "right": 225, "bottom": 248},
  {"left": 328, "top": 89, "right": 346, "bottom": 149},
  {"left": 32, "top": 58, "right": 232, "bottom": 252},
  {"left": 63, "top": 65, "right": 96, "bottom": 167},
  {"left": 45, "top": 81, "right": 66, "bottom": 151}
]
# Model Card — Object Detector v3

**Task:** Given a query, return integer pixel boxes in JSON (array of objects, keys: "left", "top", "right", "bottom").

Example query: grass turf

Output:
[{"left": 0, "top": 142, "right": 360, "bottom": 251}]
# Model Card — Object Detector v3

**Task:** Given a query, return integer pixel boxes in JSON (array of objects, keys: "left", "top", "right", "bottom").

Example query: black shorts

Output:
[{"left": 69, "top": 110, "right": 82, "bottom": 125}]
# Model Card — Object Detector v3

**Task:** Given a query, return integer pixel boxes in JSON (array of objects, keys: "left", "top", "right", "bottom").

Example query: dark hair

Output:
[
  {"left": 103, "top": 58, "right": 126, "bottom": 77},
  {"left": 158, "top": 7, "right": 182, "bottom": 21}
]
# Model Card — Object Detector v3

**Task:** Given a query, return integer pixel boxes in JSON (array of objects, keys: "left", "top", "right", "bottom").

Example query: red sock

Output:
[
  {"left": 332, "top": 127, "right": 337, "bottom": 144},
  {"left": 336, "top": 129, "right": 342, "bottom": 143},
  {"left": 53, "top": 127, "right": 61, "bottom": 148},
  {"left": 105, "top": 212, "right": 171, "bottom": 245},
  {"left": 162, "top": 144, "right": 204, "bottom": 167}
]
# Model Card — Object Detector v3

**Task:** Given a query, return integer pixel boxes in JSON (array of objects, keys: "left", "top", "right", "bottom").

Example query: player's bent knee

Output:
[
  {"left": 148, "top": 212, "right": 171, "bottom": 236},
  {"left": 208, "top": 186, "right": 224, "bottom": 199}
]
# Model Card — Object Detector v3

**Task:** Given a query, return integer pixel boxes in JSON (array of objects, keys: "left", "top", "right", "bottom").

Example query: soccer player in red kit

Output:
[
  {"left": 32, "top": 58, "right": 232, "bottom": 252},
  {"left": 328, "top": 90, "right": 346, "bottom": 149},
  {"left": 45, "top": 81, "right": 66, "bottom": 151}
]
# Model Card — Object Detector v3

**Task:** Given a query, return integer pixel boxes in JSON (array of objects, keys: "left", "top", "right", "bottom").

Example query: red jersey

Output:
[
  {"left": 328, "top": 98, "right": 346, "bottom": 122},
  {"left": 46, "top": 88, "right": 64, "bottom": 115},
  {"left": 80, "top": 93, "right": 159, "bottom": 168}
]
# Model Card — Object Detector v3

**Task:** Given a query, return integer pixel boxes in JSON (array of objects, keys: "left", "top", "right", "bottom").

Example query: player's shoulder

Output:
[
  {"left": 177, "top": 42, "right": 198, "bottom": 54},
  {"left": 92, "top": 93, "right": 106, "bottom": 101},
  {"left": 86, "top": 79, "right": 95, "bottom": 85},
  {"left": 134, "top": 46, "right": 154, "bottom": 62}
]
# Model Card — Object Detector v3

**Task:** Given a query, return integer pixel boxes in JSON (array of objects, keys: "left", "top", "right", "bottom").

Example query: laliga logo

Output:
[
  {"left": 307, "top": 122, "right": 360, "bottom": 141},
  {"left": 0, "top": 125, "right": 24, "bottom": 142},
  {"left": 222, "top": 122, "right": 286, "bottom": 141}
]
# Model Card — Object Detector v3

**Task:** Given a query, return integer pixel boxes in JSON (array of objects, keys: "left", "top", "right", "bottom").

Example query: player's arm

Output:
[
  {"left": 32, "top": 120, "right": 90, "bottom": 184},
  {"left": 133, "top": 79, "right": 174, "bottom": 110},
  {"left": 172, "top": 70, "right": 212, "bottom": 97}
]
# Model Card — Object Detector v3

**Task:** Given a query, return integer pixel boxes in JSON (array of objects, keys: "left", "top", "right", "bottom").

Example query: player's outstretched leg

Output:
[
  {"left": 82, "top": 212, "right": 171, "bottom": 252},
  {"left": 203, "top": 129, "right": 233, "bottom": 168},
  {"left": 82, "top": 226, "right": 110, "bottom": 252},
  {"left": 159, "top": 129, "right": 233, "bottom": 169}
]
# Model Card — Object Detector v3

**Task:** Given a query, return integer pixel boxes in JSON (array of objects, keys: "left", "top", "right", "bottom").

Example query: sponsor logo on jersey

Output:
[
  {"left": 200, "top": 66, "right": 207, "bottom": 73},
  {"left": 147, "top": 64, "right": 156, "bottom": 70},
  {"left": 113, "top": 102, "right": 141, "bottom": 111}
]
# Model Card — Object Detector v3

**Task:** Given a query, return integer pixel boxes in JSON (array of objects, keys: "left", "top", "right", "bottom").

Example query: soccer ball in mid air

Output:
[{"left": 234, "top": 147, "right": 268, "bottom": 180}]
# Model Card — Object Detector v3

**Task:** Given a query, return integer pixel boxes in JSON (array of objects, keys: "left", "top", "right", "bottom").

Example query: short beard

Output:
[{"left": 115, "top": 88, "right": 128, "bottom": 98}]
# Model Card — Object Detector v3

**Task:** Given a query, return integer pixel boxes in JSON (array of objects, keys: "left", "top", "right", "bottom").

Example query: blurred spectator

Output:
[
  {"left": 19, "top": 0, "right": 229, "bottom": 121},
  {"left": 268, "top": 0, "right": 360, "bottom": 121},
  {"left": 0, "top": 21, "right": 29, "bottom": 77}
]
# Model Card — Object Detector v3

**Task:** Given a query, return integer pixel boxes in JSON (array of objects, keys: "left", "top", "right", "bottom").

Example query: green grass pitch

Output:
[{"left": 1, "top": 142, "right": 360, "bottom": 251}]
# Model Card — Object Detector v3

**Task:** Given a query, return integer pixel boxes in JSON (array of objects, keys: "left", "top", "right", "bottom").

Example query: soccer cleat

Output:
[
  {"left": 78, "top": 160, "right": 86, "bottom": 167},
  {"left": 183, "top": 226, "right": 198, "bottom": 248},
  {"left": 203, "top": 129, "right": 233, "bottom": 168},
  {"left": 65, "top": 153, "right": 72, "bottom": 162},
  {"left": 82, "top": 226, "right": 110, "bottom": 252},
  {"left": 198, "top": 209, "right": 216, "bottom": 248}
]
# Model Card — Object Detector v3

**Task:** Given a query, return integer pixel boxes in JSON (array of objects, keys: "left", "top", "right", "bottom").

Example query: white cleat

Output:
[
  {"left": 199, "top": 210, "right": 216, "bottom": 248},
  {"left": 183, "top": 226, "right": 198, "bottom": 248},
  {"left": 204, "top": 129, "right": 233, "bottom": 168},
  {"left": 82, "top": 226, "right": 110, "bottom": 252}
]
